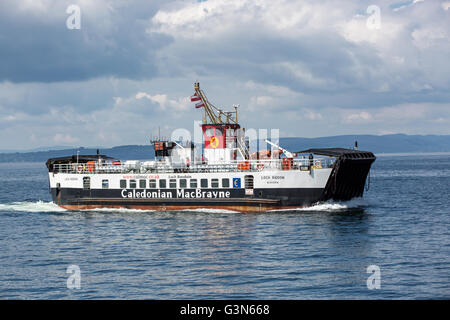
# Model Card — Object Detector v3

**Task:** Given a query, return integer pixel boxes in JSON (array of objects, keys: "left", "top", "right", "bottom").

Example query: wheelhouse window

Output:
[
  {"left": 190, "top": 179, "right": 197, "bottom": 188},
  {"left": 222, "top": 178, "right": 230, "bottom": 188},
  {"left": 201, "top": 179, "right": 208, "bottom": 188},
  {"left": 149, "top": 179, "right": 156, "bottom": 188},
  {"left": 120, "top": 180, "right": 126, "bottom": 188},
  {"left": 159, "top": 179, "right": 166, "bottom": 189},
  {"left": 102, "top": 179, "right": 109, "bottom": 189},
  {"left": 139, "top": 179, "right": 146, "bottom": 189},
  {"left": 205, "top": 128, "right": 214, "bottom": 136},
  {"left": 211, "top": 179, "right": 219, "bottom": 188},
  {"left": 180, "top": 179, "right": 187, "bottom": 188},
  {"left": 129, "top": 180, "right": 137, "bottom": 189},
  {"left": 169, "top": 179, "right": 177, "bottom": 188}
]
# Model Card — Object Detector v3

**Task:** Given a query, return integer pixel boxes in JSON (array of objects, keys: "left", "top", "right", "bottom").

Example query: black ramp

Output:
[{"left": 298, "top": 148, "right": 376, "bottom": 201}]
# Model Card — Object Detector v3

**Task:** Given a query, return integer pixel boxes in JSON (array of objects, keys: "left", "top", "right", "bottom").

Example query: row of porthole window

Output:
[{"left": 102, "top": 178, "right": 232, "bottom": 189}]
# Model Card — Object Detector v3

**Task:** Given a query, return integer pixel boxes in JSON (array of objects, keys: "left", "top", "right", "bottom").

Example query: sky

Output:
[{"left": 0, "top": 0, "right": 449, "bottom": 150}]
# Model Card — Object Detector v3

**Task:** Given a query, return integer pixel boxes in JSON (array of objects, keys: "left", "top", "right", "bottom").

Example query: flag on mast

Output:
[
  {"left": 195, "top": 102, "right": 205, "bottom": 108},
  {"left": 190, "top": 93, "right": 201, "bottom": 102}
]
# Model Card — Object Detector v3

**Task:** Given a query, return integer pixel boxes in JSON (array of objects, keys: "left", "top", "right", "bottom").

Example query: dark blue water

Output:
[{"left": 0, "top": 155, "right": 449, "bottom": 299}]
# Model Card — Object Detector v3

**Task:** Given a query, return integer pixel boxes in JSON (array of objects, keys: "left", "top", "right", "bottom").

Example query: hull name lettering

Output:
[{"left": 121, "top": 189, "right": 231, "bottom": 199}]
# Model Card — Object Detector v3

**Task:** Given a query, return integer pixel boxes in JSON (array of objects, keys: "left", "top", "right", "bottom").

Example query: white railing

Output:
[{"left": 51, "top": 158, "right": 335, "bottom": 174}]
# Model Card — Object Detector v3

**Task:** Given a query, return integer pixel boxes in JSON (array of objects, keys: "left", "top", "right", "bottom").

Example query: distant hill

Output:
[
  {"left": 0, "top": 145, "right": 83, "bottom": 153},
  {"left": 0, "top": 134, "right": 449, "bottom": 163},
  {"left": 0, "top": 145, "right": 155, "bottom": 163},
  {"left": 278, "top": 134, "right": 450, "bottom": 154}
]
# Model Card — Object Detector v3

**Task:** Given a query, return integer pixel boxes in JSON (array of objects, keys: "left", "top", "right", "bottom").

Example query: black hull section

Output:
[{"left": 51, "top": 187, "right": 325, "bottom": 211}]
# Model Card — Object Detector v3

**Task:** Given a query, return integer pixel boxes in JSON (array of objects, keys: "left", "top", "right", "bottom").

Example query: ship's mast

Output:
[{"left": 194, "top": 82, "right": 238, "bottom": 125}]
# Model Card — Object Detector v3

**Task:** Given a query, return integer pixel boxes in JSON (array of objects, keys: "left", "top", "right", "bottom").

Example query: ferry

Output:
[{"left": 46, "top": 83, "right": 376, "bottom": 212}]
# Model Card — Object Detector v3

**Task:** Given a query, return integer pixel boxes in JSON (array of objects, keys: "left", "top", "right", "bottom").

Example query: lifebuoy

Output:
[
  {"left": 257, "top": 164, "right": 264, "bottom": 171},
  {"left": 210, "top": 136, "right": 219, "bottom": 149},
  {"left": 77, "top": 165, "right": 83, "bottom": 173}
]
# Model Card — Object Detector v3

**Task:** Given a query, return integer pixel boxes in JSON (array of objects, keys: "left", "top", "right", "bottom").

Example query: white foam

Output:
[
  {"left": 0, "top": 201, "right": 159, "bottom": 214},
  {"left": 0, "top": 199, "right": 370, "bottom": 214},
  {"left": 0, "top": 201, "right": 67, "bottom": 212},
  {"left": 267, "top": 198, "right": 370, "bottom": 212},
  {"left": 0, "top": 201, "right": 233, "bottom": 214}
]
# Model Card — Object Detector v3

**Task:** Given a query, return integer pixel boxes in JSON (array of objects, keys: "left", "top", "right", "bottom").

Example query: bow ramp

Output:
[{"left": 299, "top": 148, "right": 376, "bottom": 201}]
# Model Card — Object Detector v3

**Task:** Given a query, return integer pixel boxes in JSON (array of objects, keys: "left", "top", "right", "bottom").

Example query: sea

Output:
[{"left": 0, "top": 154, "right": 449, "bottom": 299}]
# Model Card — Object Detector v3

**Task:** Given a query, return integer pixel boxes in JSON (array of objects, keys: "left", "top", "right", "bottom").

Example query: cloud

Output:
[
  {"left": 149, "top": 0, "right": 450, "bottom": 100},
  {"left": 326, "top": 102, "right": 450, "bottom": 134},
  {"left": 53, "top": 133, "right": 79, "bottom": 144},
  {"left": 0, "top": 0, "right": 449, "bottom": 149},
  {"left": 343, "top": 111, "right": 373, "bottom": 123},
  {"left": 129, "top": 91, "right": 190, "bottom": 113},
  {"left": 0, "top": 82, "right": 200, "bottom": 149},
  {"left": 0, "top": 0, "right": 172, "bottom": 83}
]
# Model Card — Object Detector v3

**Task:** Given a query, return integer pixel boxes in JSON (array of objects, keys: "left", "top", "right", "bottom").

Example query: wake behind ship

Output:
[{"left": 46, "top": 83, "right": 375, "bottom": 212}]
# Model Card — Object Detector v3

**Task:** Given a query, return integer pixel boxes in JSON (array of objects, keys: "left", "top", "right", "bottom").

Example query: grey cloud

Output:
[
  {"left": 1, "top": 0, "right": 450, "bottom": 149},
  {"left": 151, "top": 0, "right": 450, "bottom": 110},
  {"left": 0, "top": 0, "right": 172, "bottom": 83}
]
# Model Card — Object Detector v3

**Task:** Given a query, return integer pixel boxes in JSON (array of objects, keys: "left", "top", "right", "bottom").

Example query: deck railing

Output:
[{"left": 52, "top": 158, "right": 335, "bottom": 174}]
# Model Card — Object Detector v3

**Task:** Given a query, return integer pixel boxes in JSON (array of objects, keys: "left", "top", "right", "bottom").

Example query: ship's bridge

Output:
[{"left": 202, "top": 123, "right": 246, "bottom": 164}]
